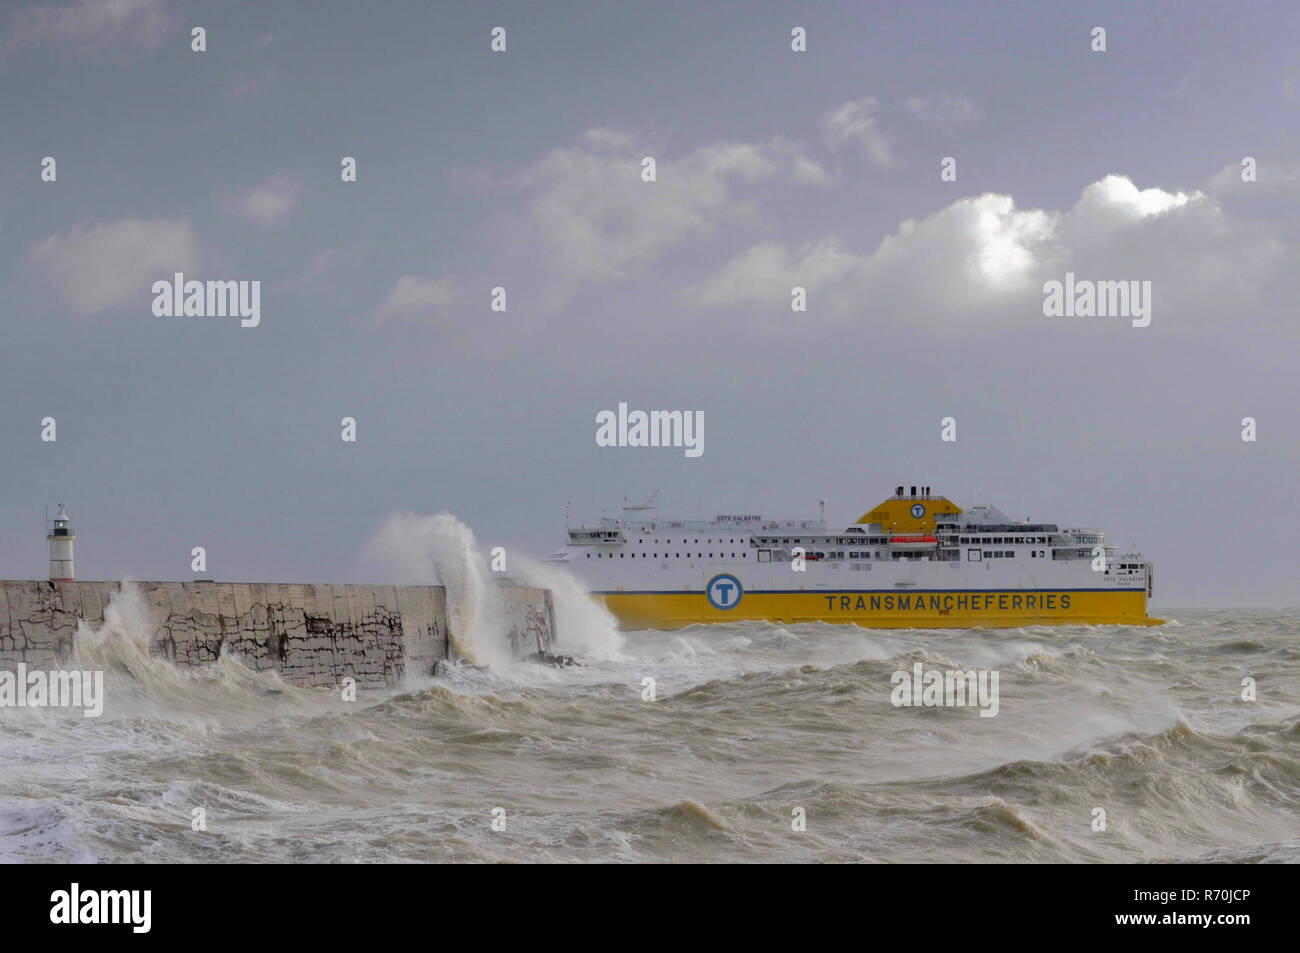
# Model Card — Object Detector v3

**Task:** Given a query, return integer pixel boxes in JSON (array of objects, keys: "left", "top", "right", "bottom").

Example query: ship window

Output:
[{"left": 983, "top": 551, "right": 992, "bottom": 559}]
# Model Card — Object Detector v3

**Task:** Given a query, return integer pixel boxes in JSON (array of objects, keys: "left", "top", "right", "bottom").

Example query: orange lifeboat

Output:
[{"left": 888, "top": 534, "right": 939, "bottom": 551}]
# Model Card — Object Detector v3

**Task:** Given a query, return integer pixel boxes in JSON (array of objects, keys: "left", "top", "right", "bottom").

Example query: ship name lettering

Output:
[{"left": 822, "top": 592, "right": 1073, "bottom": 613}]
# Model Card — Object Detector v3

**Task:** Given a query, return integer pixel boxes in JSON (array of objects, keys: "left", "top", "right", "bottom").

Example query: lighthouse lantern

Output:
[{"left": 47, "top": 504, "right": 75, "bottom": 582}]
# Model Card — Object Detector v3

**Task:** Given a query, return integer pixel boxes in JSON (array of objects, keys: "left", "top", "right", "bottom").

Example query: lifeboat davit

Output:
[{"left": 888, "top": 534, "right": 938, "bottom": 551}]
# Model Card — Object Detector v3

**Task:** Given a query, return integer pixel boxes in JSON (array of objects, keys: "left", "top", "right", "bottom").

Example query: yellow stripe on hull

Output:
[{"left": 596, "top": 589, "right": 1164, "bottom": 630}]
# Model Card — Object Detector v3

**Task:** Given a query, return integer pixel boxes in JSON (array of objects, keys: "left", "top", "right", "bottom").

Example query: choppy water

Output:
[{"left": 3, "top": 595, "right": 1297, "bottom": 863}]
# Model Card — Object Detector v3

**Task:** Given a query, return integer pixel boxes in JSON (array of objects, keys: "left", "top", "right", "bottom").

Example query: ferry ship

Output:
[{"left": 546, "top": 486, "right": 1162, "bottom": 629}]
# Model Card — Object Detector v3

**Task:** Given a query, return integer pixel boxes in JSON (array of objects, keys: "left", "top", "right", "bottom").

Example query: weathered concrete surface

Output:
[
  {"left": 501, "top": 584, "right": 558, "bottom": 658},
  {"left": 0, "top": 580, "right": 556, "bottom": 688}
]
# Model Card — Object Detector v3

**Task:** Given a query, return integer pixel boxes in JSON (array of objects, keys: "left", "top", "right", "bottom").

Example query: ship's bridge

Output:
[{"left": 567, "top": 525, "right": 626, "bottom": 544}]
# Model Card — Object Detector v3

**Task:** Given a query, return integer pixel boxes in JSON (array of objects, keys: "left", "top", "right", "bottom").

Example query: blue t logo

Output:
[{"left": 706, "top": 574, "right": 743, "bottom": 610}]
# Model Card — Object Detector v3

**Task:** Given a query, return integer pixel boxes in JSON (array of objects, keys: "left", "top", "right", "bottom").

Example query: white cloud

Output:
[
  {"left": 6, "top": 0, "right": 176, "bottom": 50},
  {"left": 373, "top": 275, "right": 459, "bottom": 325},
  {"left": 688, "top": 174, "right": 1289, "bottom": 330},
  {"left": 1206, "top": 157, "right": 1300, "bottom": 211},
  {"left": 29, "top": 218, "right": 199, "bottom": 315},
  {"left": 492, "top": 128, "right": 827, "bottom": 296},
  {"left": 822, "top": 97, "right": 894, "bottom": 168},
  {"left": 789, "top": 154, "right": 833, "bottom": 186},
  {"left": 687, "top": 238, "right": 859, "bottom": 308},
  {"left": 862, "top": 192, "right": 1058, "bottom": 310},
  {"left": 577, "top": 127, "right": 637, "bottom": 151},
  {"left": 1072, "top": 174, "right": 1196, "bottom": 221},
  {"left": 905, "top": 93, "right": 982, "bottom": 125},
  {"left": 689, "top": 191, "right": 1057, "bottom": 312},
  {"left": 228, "top": 175, "right": 303, "bottom": 226}
]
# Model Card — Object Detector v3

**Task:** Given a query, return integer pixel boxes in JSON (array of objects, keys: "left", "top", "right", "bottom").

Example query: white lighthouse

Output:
[{"left": 47, "top": 504, "right": 75, "bottom": 582}]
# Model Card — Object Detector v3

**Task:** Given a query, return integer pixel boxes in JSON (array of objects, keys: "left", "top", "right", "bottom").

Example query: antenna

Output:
[{"left": 623, "top": 490, "right": 659, "bottom": 511}]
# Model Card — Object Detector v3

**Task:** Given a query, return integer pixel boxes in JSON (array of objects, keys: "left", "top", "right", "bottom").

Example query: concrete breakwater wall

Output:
[{"left": 0, "top": 580, "right": 556, "bottom": 688}]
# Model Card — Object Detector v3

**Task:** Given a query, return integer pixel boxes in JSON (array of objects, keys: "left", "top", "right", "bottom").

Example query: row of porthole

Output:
[
  {"left": 634, "top": 539, "right": 744, "bottom": 544},
  {"left": 588, "top": 552, "right": 746, "bottom": 559}
]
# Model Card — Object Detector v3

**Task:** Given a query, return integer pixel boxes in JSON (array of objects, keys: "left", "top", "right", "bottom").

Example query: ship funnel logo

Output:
[
  {"left": 706, "top": 574, "right": 743, "bottom": 611},
  {"left": 910, "top": 503, "right": 926, "bottom": 518}
]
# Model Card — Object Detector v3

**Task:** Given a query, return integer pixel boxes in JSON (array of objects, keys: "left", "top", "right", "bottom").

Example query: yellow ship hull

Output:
[{"left": 596, "top": 588, "right": 1164, "bottom": 630}]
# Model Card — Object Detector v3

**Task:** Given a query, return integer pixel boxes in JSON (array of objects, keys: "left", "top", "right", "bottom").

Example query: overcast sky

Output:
[{"left": 2, "top": 0, "right": 1297, "bottom": 606}]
